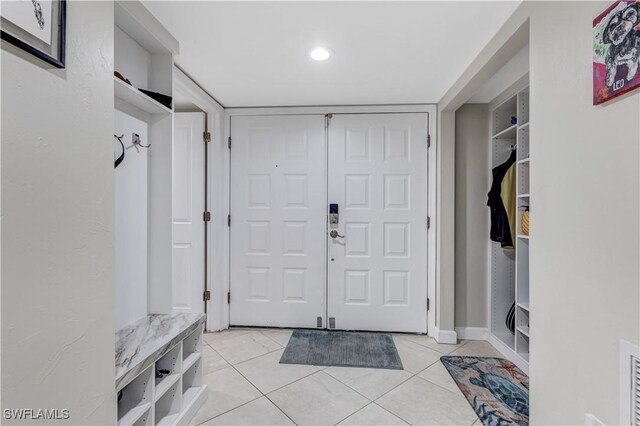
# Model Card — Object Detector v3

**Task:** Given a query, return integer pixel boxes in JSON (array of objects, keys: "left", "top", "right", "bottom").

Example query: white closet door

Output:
[
  {"left": 172, "top": 112, "right": 206, "bottom": 314},
  {"left": 327, "top": 113, "right": 428, "bottom": 332},
  {"left": 230, "top": 115, "right": 326, "bottom": 328}
]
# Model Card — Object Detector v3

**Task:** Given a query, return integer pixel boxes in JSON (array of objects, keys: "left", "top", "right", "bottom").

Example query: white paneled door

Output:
[
  {"left": 327, "top": 114, "right": 428, "bottom": 332},
  {"left": 230, "top": 115, "right": 327, "bottom": 328},
  {"left": 172, "top": 112, "right": 206, "bottom": 314},
  {"left": 230, "top": 113, "right": 428, "bottom": 332}
]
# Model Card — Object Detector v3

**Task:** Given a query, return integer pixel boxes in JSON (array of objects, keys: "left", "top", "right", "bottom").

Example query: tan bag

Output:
[{"left": 521, "top": 208, "right": 530, "bottom": 236}]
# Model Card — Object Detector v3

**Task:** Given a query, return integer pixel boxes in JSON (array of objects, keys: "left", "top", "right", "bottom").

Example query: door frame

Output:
[
  {"left": 220, "top": 105, "right": 437, "bottom": 336},
  {"left": 174, "top": 67, "right": 225, "bottom": 332}
]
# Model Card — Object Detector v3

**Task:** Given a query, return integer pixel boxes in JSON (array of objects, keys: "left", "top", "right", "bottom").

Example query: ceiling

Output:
[{"left": 144, "top": 1, "right": 520, "bottom": 107}]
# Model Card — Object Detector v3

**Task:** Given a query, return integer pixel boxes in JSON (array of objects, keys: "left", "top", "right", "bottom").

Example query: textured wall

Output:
[
  {"left": 529, "top": 2, "right": 640, "bottom": 423},
  {"left": 1, "top": 2, "right": 116, "bottom": 424}
]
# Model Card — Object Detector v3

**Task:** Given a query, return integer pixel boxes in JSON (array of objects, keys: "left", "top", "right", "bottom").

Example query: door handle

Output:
[{"left": 329, "top": 230, "right": 344, "bottom": 239}]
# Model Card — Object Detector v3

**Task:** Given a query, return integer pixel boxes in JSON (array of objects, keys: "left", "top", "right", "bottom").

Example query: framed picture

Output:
[
  {"left": 1, "top": 0, "right": 66, "bottom": 68},
  {"left": 593, "top": 1, "right": 640, "bottom": 105}
]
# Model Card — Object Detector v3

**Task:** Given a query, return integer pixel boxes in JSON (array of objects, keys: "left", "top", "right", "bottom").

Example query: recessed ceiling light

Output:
[{"left": 309, "top": 47, "right": 331, "bottom": 61}]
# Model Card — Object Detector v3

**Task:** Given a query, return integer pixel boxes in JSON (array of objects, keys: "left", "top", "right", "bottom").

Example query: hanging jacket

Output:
[{"left": 488, "top": 150, "right": 517, "bottom": 248}]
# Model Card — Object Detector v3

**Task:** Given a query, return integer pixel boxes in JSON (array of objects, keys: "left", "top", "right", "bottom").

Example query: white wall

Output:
[
  {"left": 1, "top": 2, "right": 116, "bottom": 424},
  {"left": 454, "top": 104, "right": 490, "bottom": 328},
  {"left": 115, "top": 110, "right": 149, "bottom": 330},
  {"left": 530, "top": 2, "right": 640, "bottom": 424}
]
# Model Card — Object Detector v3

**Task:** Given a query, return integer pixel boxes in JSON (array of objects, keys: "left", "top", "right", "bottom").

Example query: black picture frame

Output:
[{"left": 1, "top": 0, "right": 66, "bottom": 69}]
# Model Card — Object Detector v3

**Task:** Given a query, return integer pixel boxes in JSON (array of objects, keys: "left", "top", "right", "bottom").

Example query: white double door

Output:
[{"left": 230, "top": 113, "right": 428, "bottom": 332}]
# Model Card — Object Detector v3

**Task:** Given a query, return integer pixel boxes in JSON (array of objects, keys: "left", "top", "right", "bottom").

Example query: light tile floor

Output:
[{"left": 192, "top": 328, "right": 502, "bottom": 425}]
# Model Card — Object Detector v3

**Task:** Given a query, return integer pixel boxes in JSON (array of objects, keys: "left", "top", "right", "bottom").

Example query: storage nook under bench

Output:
[{"left": 115, "top": 314, "right": 207, "bottom": 425}]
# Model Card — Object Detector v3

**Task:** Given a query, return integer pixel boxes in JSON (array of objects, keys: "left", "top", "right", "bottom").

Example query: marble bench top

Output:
[{"left": 115, "top": 313, "right": 206, "bottom": 390}]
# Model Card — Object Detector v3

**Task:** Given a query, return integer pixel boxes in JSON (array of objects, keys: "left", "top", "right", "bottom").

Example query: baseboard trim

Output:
[
  {"left": 434, "top": 326, "right": 457, "bottom": 344},
  {"left": 455, "top": 327, "right": 489, "bottom": 340}
]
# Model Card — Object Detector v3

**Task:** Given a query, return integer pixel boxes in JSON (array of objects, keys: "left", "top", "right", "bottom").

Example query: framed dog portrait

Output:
[
  {"left": 593, "top": 0, "right": 640, "bottom": 105},
  {"left": 0, "top": 0, "right": 66, "bottom": 68}
]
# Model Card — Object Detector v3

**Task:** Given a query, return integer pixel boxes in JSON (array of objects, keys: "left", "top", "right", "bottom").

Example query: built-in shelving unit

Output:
[
  {"left": 113, "top": 2, "right": 206, "bottom": 424},
  {"left": 116, "top": 321, "right": 206, "bottom": 426},
  {"left": 489, "top": 83, "right": 530, "bottom": 373}
]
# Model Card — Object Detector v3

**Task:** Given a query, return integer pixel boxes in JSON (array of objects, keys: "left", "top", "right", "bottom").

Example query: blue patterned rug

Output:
[{"left": 441, "top": 356, "right": 528, "bottom": 426}]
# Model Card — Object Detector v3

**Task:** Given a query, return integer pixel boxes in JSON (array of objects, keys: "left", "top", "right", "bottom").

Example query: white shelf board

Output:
[
  {"left": 517, "top": 302, "right": 530, "bottom": 311},
  {"left": 118, "top": 401, "right": 151, "bottom": 426},
  {"left": 517, "top": 326, "right": 530, "bottom": 338},
  {"left": 517, "top": 158, "right": 530, "bottom": 164},
  {"left": 492, "top": 124, "right": 517, "bottom": 140},
  {"left": 517, "top": 194, "right": 530, "bottom": 198},
  {"left": 114, "top": 77, "right": 172, "bottom": 115},
  {"left": 182, "top": 352, "right": 202, "bottom": 373},
  {"left": 154, "top": 373, "right": 180, "bottom": 402},
  {"left": 182, "top": 386, "right": 202, "bottom": 408},
  {"left": 518, "top": 122, "right": 530, "bottom": 130},
  {"left": 517, "top": 234, "right": 530, "bottom": 240},
  {"left": 156, "top": 412, "right": 181, "bottom": 426}
]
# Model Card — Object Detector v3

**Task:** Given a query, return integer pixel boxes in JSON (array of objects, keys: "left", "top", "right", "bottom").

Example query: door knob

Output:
[{"left": 330, "top": 230, "right": 344, "bottom": 239}]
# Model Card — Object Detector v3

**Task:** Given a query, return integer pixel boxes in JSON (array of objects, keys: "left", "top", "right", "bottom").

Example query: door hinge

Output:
[
  {"left": 426, "top": 216, "right": 431, "bottom": 229},
  {"left": 427, "top": 298, "right": 430, "bottom": 311},
  {"left": 203, "top": 211, "right": 211, "bottom": 222},
  {"left": 228, "top": 136, "right": 232, "bottom": 149},
  {"left": 227, "top": 214, "right": 231, "bottom": 227},
  {"left": 203, "top": 132, "right": 211, "bottom": 143},
  {"left": 227, "top": 292, "right": 231, "bottom": 304},
  {"left": 203, "top": 290, "right": 211, "bottom": 301},
  {"left": 427, "top": 134, "right": 431, "bottom": 148}
]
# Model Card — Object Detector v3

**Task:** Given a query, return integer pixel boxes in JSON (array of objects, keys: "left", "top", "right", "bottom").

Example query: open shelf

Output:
[
  {"left": 492, "top": 124, "right": 517, "bottom": 140},
  {"left": 517, "top": 326, "right": 530, "bottom": 337},
  {"left": 518, "top": 122, "right": 529, "bottom": 130},
  {"left": 517, "top": 158, "right": 530, "bottom": 165},
  {"left": 182, "top": 352, "right": 202, "bottom": 374},
  {"left": 118, "top": 366, "right": 153, "bottom": 426},
  {"left": 517, "top": 302, "right": 530, "bottom": 311},
  {"left": 517, "top": 234, "right": 529, "bottom": 240},
  {"left": 115, "top": 77, "right": 172, "bottom": 115},
  {"left": 119, "top": 402, "right": 151, "bottom": 426},
  {"left": 155, "top": 374, "right": 180, "bottom": 402}
]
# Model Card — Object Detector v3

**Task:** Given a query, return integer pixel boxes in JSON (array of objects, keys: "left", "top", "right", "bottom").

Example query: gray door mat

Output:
[{"left": 279, "top": 329, "right": 403, "bottom": 370}]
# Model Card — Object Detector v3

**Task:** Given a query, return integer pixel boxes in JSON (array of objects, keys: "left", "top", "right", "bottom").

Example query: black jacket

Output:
[{"left": 488, "top": 150, "right": 517, "bottom": 247}]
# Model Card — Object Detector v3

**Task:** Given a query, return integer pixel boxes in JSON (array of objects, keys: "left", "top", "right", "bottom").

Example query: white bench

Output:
[{"left": 115, "top": 313, "right": 207, "bottom": 425}]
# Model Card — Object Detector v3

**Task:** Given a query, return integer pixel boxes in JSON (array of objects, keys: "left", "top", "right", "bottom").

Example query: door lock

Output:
[{"left": 329, "top": 230, "right": 344, "bottom": 239}]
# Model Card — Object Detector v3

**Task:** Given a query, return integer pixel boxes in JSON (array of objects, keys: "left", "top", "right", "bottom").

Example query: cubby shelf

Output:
[
  {"left": 114, "top": 77, "right": 172, "bottom": 115},
  {"left": 517, "top": 158, "right": 530, "bottom": 165},
  {"left": 183, "top": 352, "right": 202, "bottom": 374},
  {"left": 517, "top": 326, "right": 530, "bottom": 338},
  {"left": 155, "top": 374, "right": 181, "bottom": 402},
  {"left": 517, "top": 302, "right": 530, "bottom": 311},
  {"left": 517, "top": 194, "right": 530, "bottom": 198},
  {"left": 118, "top": 401, "right": 151, "bottom": 426}
]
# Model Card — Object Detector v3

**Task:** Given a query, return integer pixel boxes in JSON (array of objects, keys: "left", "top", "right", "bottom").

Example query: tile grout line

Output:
[{"left": 200, "top": 332, "right": 478, "bottom": 425}]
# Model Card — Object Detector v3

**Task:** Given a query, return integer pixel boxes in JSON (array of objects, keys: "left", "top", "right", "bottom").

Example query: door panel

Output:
[
  {"left": 230, "top": 115, "right": 326, "bottom": 328},
  {"left": 327, "top": 113, "right": 428, "bottom": 332},
  {"left": 172, "top": 112, "right": 206, "bottom": 314}
]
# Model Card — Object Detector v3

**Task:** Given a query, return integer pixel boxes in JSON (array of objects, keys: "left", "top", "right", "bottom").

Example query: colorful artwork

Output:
[
  {"left": 593, "top": 1, "right": 640, "bottom": 105},
  {"left": 441, "top": 356, "right": 529, "bottom": 425}
]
